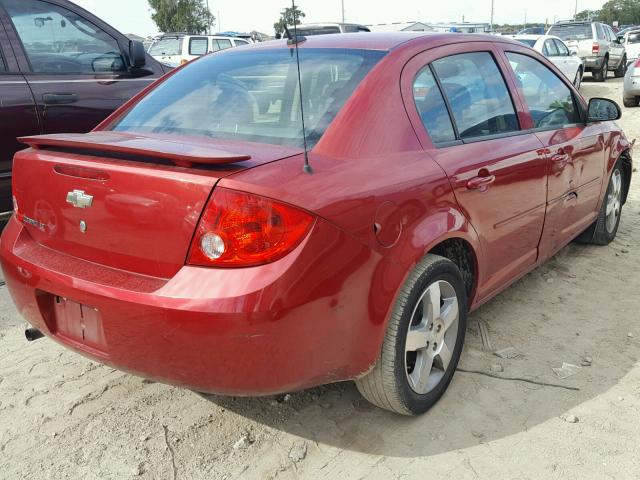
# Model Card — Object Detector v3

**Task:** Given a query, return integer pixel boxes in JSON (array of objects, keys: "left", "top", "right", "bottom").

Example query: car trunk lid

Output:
[{"left": 13, "top": 131, "right": 300, "bottom": 278}]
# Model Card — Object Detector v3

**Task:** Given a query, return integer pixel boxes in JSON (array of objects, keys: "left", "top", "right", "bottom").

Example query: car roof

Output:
[{"left": 245, "top": 32, "right": 523, "bottom": 52}]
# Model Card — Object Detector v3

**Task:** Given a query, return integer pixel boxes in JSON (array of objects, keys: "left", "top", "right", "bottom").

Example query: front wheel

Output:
[
  {"left": 577, "top": 161, "right": 624, "bottom": 245},
  {"left": 355, "top": 254, "right": 467, "bottom": 415}
]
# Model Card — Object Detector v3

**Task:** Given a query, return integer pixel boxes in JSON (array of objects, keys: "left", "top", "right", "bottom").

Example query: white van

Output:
[{"left": 148, "top": 34, "right": 250, "bottom": 67}]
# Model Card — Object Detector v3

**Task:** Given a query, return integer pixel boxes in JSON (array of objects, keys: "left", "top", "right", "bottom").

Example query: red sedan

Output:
[{"left": 0, "top": 33, "right": 632, "bottom": 415}]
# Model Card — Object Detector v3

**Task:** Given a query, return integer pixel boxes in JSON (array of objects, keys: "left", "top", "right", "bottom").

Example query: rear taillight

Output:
[
  {"left": 592, "top": 43, "right": 600, "bottom": 54},
  {"left": 187, "top": 188, "right": 314, "bottom": 267},
  {"left": 635, "top": 58, "right": 640, "bottom": 68}
]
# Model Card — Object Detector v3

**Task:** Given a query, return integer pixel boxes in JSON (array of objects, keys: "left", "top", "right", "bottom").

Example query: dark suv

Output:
[{"left": 0, "top": 0, "right": 166, "bottom": 216}]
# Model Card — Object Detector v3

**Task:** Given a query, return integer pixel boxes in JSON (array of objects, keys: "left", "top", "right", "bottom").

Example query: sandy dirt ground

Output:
[{"left": 1, "top": 77, "right": 640, "bottom": 480}]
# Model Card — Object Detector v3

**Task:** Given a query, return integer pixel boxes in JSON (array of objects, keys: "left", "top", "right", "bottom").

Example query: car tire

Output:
[
  {"left": 623, "top": 96, "right": 639, "bottom": 107},
  {"left": 593, "top": 58, "right": 608, "bottom": 82},
  {"left": 355, "top": 254, "right": 467, "bottom": 415},
  {"left": 576, "top": 160, "right": 624, "bottom": 245},
  {"left": 614, "top": 56, "right": 627, "bottom": 78},
  {"left": 574, "top": 67, "right": 583, "bottom": 89}
]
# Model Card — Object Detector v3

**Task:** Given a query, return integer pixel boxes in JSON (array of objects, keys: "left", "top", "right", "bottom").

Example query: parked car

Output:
[
  {"left": 1, "top": 33, "right": 632, "bottom": 415},
  {"left": 547, "top": 21, "right": 627, "bottom": 81},
  {"left": 623, "top": 58, "right": 640, "bottom": 107},
  {"left": 514, "top": 34, "right": 584, "bottom": 87},
  {"left": 0, "top": 0, "right": 166, "bottom": 217},
  {"left": 517, "top": 27, "right": 546, "bottom": 35},
  {"left": 621, "top": 28, "right": 640, "bottom": 66},
  {"left": 617, "top": 25, "right": 640, "bottom": 41},
  {"left": 289, "top": 22, "right": 371, "bottom": 36},
  {"left": 148, "top": 33, "right": 251, "bottom": 67}
]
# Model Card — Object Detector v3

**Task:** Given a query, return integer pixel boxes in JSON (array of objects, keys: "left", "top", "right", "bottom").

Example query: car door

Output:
[
  {"left": 543, "top": 38, "right": 568, "bottom": 78},
  {"left": 2, "top": 0, "right": 161, "bottom": 134},
  {"left": 605, "top": 25, "right": 624, "bottom": 66},
  {"left": 401, "top": 43, "right": 548, "bottom": 299},
  {"left": 553, "top": 38, "right": 580, "bottom": 81},
  {"left": 503, "top": 47, "right": 605, "bottom": 258},
  {"left": 0, "top": 10, "right": 39, "bottom": 214}
]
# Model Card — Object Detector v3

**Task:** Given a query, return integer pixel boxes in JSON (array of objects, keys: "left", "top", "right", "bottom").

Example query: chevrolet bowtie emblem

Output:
[{"left": 66, "top": 190, "right": 93, "bottom": 208}]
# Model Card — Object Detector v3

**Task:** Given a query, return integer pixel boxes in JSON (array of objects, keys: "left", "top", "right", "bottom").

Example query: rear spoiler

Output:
[{"left": 18, "top": 132, "right": 252, "bottom": 168}]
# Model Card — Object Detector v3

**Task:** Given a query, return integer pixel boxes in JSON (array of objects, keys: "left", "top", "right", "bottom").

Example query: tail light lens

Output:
[
  {"left": 187, "top": 188, "right": 314, "bottom": 267},
  {"left": 635, "top": 58, "right": 640, "bottom": 68},
  {"left": 592, "top": 43, "right": 600, "bottom": 54}
]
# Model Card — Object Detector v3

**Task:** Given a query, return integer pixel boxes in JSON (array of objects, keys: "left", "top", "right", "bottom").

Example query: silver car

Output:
[
  {"left": 547, "top": 21, "right": 627, "bottom": 82},
  {"left": 623, "top": 58, "right": 640, "bottom": 107}
]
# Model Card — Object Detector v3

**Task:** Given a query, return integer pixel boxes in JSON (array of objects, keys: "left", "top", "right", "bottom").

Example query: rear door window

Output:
[
  {"left": 544, "top": 39, "right": 559, "bottom": 56},
  {"left": 412, "top": 66, "right": 456, "bottom": 143},
  {"left": 4, "top": 0, "right": 126, "bottom": 74},
  {"left": 216, "top": 39, "right": 232, "bottom": 50},
  {"left": 507, "top": 52, "right": 581, "bottom": 129},
  {"left": 431, "top": 52, "right": 519, "bottom": 139},
  {"left": 189, "top": 37, "right": 208, "bottom": 55},
  {"left": 628, "top": 32, "right": 640, "bottom": 44}
]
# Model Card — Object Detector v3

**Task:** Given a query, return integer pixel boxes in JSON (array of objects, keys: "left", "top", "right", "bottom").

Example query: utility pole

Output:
[
  {"left": 523, "top": 9, "right": 527, "bottom": 29},
  {"left": 341, "top": 0, "right": 345, "bottom": 23},
  {"left": 206, "top": 0, "right": 211, "bottom": 34},
  {"left": 575, "top": 0, "right": 578, "bottom": 19},
  {"left": 490, "top": 0, "right": 494, "bottom": 32}
]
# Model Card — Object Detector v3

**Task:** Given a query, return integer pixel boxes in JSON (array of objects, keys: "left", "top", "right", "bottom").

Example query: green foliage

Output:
[
  {"left": 599, "top": 0, "right": 640, "bottom": 24},
  {"left": 576, "top": 0, "right": 640, "bottom": 25},
  {"left": 148, "top": 0, "right": 215, "bottom": 34},
  {"left": 273, "top": 6, "right": 305, "bottom": 35}
]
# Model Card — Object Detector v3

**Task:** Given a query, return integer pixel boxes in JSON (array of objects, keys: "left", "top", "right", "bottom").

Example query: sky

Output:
[{"left": 73, "top": 0, "right": 608, "bottom": 37}]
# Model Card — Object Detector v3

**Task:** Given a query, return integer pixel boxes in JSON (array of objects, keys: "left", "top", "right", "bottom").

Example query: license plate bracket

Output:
[{"left": 52, "top": 296, "right": 107, "bottom": 353}]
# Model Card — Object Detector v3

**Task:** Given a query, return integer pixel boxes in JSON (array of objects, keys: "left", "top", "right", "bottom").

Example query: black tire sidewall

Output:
[{"left": 393, "top": 261, "right": 467, "bottom": 415}]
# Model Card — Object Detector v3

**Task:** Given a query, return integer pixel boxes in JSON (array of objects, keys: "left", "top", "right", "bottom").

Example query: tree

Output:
[
  {"left": 273, "top": 6, "right": 305, "bottom": 36},
  {"left": 575, "top": 9, "right": 599, "bottom": 21},
  {"left": 148, "top": 0, "right": 215, "bottom": 34}
]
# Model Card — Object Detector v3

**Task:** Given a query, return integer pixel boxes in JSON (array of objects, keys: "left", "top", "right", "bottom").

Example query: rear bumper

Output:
[
  {"left": 582, "top": 56, "right": 605, "bottom": 70},
  {"left": 0, "top": 215, "right": 384, "bottom": 395},
  {"left": 624, "top": 75, "right": 640, "bottom": 97}
]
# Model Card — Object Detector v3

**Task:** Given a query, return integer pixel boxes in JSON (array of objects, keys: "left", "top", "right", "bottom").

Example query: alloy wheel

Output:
[
  {"left": 605, "top": 169, "right": 622, "bottom": 233},
  {"left": 404, "top": 280, "right": 459, "bottom": 394}
]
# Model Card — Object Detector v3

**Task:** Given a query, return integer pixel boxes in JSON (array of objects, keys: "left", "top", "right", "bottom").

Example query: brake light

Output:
[
  {"left": 187, "top": 188, "right": 314, "bottom": 267},
  {"left": 592, "top": 43, "right": 600, "bottom": 54},
  {"left": 635, "top": 58, "right": 640, "bottom": 68}
]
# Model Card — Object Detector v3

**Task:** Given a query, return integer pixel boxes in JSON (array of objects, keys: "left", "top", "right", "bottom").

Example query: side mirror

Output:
[
  {"left": 587, "top": 97, "right": 622, "bottom": 123},
  {"left": 128, "top": 40, "right": 146, "bottom": 68},
  {"left": 570, "top": 50, "right": 578, "bottom": 56}
]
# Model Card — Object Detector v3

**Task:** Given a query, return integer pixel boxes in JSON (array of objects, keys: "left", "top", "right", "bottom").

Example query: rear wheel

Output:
[
  {"left": 614, "top": 56, "right": 627, "bottom": 78},
  {"left": 355, "top": 254, "right": 467, "bottom": 415},
  {"left": 574, "top": 67, "right": 583, "bottom": 89},
  {"left": 593, "top": 58, "right": 608, "bottom": 82},
  {"left": 623, "top": 96, "right": 639, "bottom": 107},
  {"left": 577, "top": 161, "right": 624, "bottom": 245}
]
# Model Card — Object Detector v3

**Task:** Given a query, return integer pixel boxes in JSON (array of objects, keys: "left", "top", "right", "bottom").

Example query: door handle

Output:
[
  {"left": 43, "top": 93, "right": 78, "bottom": 105},
  {"left": 550, "top": 147, "right": 572, "bottom": 166},
  {"left": 466, "top": 173, "right": 496, "bottom": 191}
]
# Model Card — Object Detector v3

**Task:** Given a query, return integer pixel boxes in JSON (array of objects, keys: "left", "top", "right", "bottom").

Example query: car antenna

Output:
[{"left": 287, "top": 0, "right": 312, "bottom": 174}]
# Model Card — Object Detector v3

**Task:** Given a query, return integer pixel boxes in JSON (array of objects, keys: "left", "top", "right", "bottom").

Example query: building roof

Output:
[{"left": 367, "top": 22, "right": 434, "bottom": 32}]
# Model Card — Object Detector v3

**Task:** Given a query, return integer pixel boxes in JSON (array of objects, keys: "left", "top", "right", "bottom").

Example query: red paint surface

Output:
[{"left": 0, "top": 33, "right": 632, "bottom": 395}]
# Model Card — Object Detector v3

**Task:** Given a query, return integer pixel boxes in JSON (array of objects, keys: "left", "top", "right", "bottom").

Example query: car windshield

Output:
[
  {"left": 149, "top": 37, "right": 182, "bottom": 55},
  {"left": 112, "top": 48, "right": 385, "bottom": 148},
  {"left": 515, "top": 39, "right": 537, "bottom": 47},
  {"left": 548, "top": 23, "right": 593, "bottom": 40},
  {"left": 628, "top": 32, "right": 640, "bottom": 44}
]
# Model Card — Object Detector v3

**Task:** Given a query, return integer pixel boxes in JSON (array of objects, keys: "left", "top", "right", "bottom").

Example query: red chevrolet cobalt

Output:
[{"left": 1, "top": 33, "right": 632, "bottom": 415}]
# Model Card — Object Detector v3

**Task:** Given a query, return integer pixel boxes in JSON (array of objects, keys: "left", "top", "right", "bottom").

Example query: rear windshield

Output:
[
  {"left": 149, "top": 38, "right": 182, "bottom": 56},
  {"left": 628, "top": 32, "right": 640, "bottom": 44},
  {"left": 548, "top": 24, "right": 593, "bottom": 40},
  {"left": 112, "top": 48, "right": 385, "bottom": 147},
  {"left": 295, "top": 26, "right": 341, "bottom": 36},
  {"left": 515, "top": 39, "right": 537, "bottom": 47}
]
